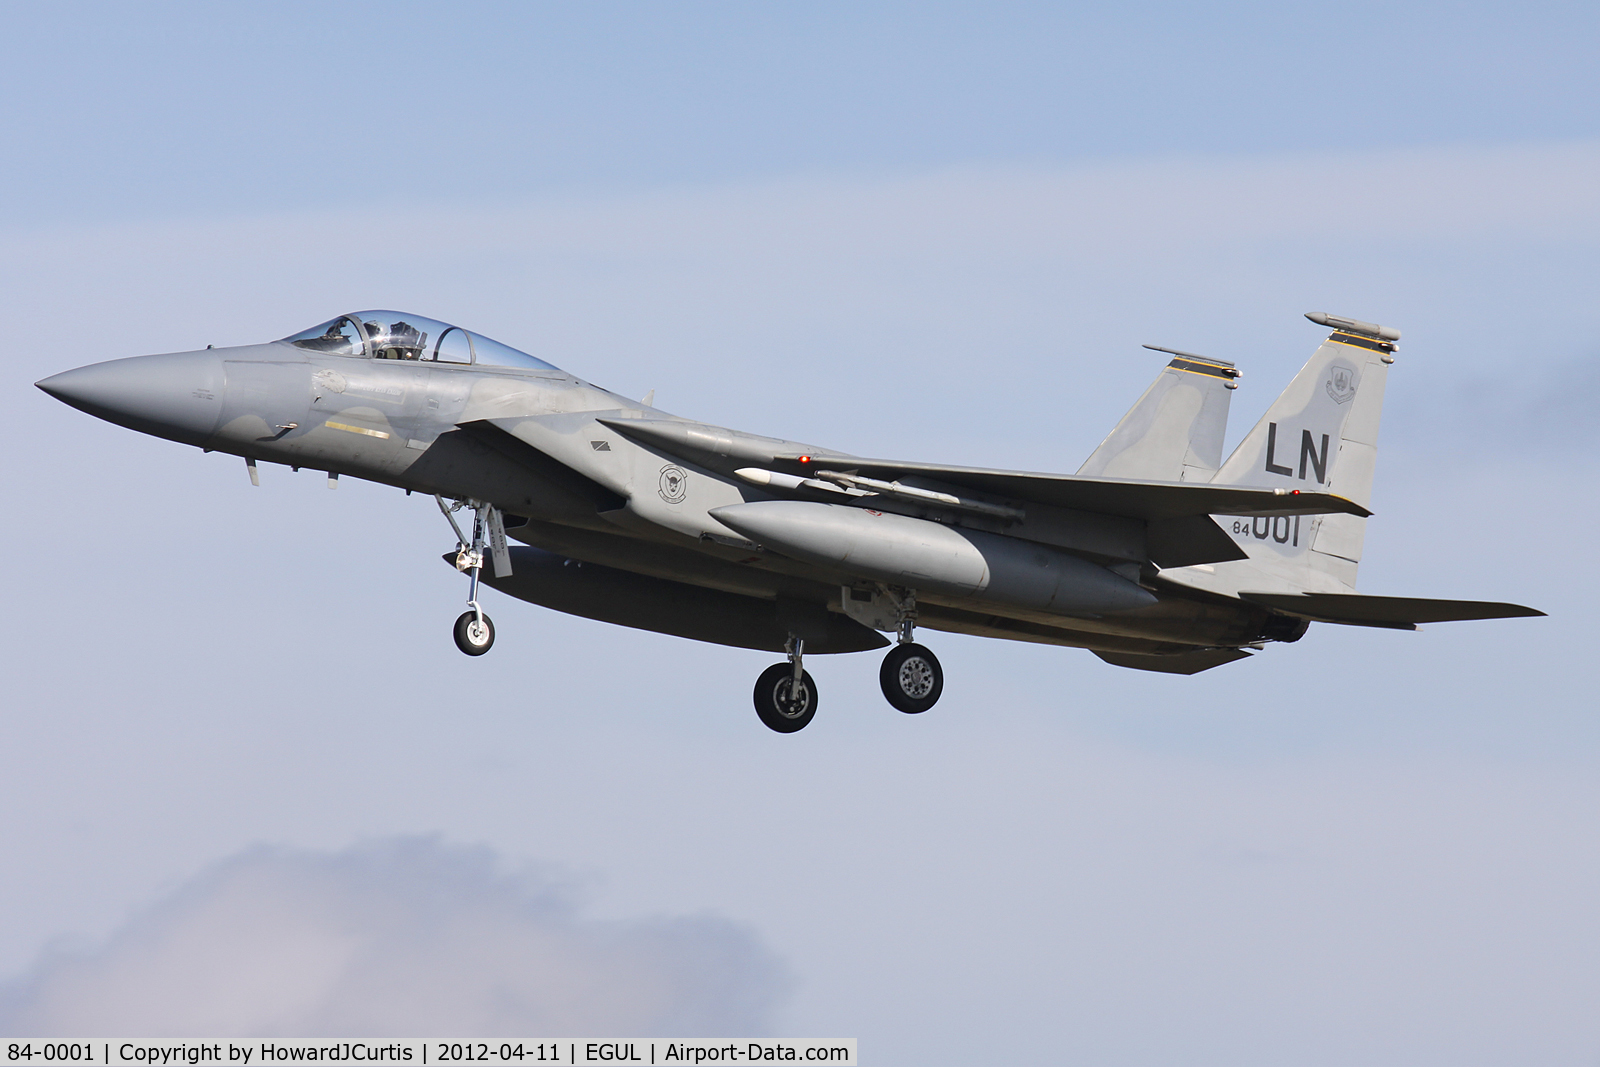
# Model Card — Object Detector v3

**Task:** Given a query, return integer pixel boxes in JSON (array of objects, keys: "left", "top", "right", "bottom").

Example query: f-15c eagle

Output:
[{"left": 37, "top": 311, "right": 1541, "bottom": 732}]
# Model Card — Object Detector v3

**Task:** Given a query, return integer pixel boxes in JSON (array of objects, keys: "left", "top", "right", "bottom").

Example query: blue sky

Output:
[
  {"left": 2, "top": 4, "right": 1598, "bottom": 1064},
  {"left": 6, "top": 2, "right": 1600, "bottom": 224}
]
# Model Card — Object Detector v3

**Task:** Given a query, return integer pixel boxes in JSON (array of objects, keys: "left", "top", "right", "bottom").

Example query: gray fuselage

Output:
[{"left": 38, "top": 336, "right": 1285, "bottom": 660}]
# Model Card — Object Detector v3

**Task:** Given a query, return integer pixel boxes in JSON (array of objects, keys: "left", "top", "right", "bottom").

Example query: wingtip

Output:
[
  {"left": 1266, "top": 487, "right": 1372, "bottom": 518},
  {"left": 1335, "top": 494, "right": 1374, "bottom": 518}
]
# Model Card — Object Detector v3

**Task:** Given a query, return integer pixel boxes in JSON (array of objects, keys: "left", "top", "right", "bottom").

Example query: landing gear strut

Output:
[
  {"left": 438, "top": 495, "right": 496, "bottom": 656},
  {"left": 754, "top": 635, "right": 817, "bottom": 732},
  {"left": 880, "top": 590, "right": 943, "bottom": 714}
]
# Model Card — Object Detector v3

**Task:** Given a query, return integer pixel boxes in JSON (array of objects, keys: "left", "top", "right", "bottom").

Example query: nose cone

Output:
[{"left": 37, "top": 350, "right": 225, "bottom": 446}]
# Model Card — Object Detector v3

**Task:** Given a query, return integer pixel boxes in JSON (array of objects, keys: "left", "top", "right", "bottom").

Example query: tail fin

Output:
[
  {"left": 1078, "top": 346, "right": 1238, "bottom": 482},
  {"left": 1209, "top": 313, "right": 1396, "bottom": 589}
]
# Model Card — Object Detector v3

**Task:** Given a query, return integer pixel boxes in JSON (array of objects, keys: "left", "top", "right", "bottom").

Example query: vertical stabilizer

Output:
[
  {"left": 1078, "top": 347, "right": 1238, "bottom": 482},
  {"left": 1204, "top": 314, "right": 1396, "bottom": 591}
]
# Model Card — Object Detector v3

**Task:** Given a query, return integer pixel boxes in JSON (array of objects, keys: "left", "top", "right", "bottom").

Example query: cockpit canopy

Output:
[{"left": 282, "top": 311, "right": 557, "bottom": 371}]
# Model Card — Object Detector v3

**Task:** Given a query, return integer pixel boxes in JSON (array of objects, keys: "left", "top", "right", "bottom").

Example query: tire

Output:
[
  {"left": 880, "top": 642, "right": 943, "bottom": 714},
  {"left": 753, "top": 662, "right": 818, "bottom": 733},
  {"left": 453, "top": 611, "right": 495, "bottom": 655}
]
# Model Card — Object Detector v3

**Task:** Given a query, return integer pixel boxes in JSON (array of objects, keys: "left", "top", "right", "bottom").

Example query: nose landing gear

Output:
[
  {"left": 438, "top": 495, "right": 500, "bottom": 656},
  {"left": 453, "top": 610, "right": 495, "bottom": 655}
]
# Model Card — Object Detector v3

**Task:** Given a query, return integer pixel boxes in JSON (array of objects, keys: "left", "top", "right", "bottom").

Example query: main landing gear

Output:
[
  {"left": 438, "top": 495, "right": 496, "bottom": 656},
  {"left": 879, "top": 591, "right": 943, "bottom": 714},
  {"left": 752, "top": 589, "right": 944, "bottom": 733},
  {"left": 881, "top": 643, "right": 943, "bottom": 714},
  {"left": 753, "top": 637, "right": 817, "bottom": 733}
]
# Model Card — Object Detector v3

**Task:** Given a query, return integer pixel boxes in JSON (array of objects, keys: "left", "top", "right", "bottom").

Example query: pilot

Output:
[
  {"left": 389, "top": 321, "right": 423, "bottom": 360},
  {"left": 364, "top": 320, "right": 401, "bottom": 359}
]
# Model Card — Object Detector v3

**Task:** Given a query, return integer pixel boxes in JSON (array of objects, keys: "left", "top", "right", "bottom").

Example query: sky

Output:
[{"left": 1, "top": 3, "right": 1598, "bottom": 1063}]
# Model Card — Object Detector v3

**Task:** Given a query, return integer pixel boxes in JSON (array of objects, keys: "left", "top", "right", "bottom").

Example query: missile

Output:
[
  {"left": 709, "top": 500, "right": 1156, "bottom": 615},
  {"left": 734, "top": 466, "right": 1025, "bottom": 521},
  {"left": 810, "top": 469, "right": 1026, "bottom": 521},
  {"left": 733, "top": 466, "right": 869, "bottom": 497}
]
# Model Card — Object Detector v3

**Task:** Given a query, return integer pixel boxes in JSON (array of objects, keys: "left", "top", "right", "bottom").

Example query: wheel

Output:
[
  {"left": 453, "top": 611, "right": 495, "bottom": 655},
  {"left": 880, "top": 642, "right": 943, "bottom": 713},
  {"left": 753, "top": 662, "right": 818, "bottom": 733}
]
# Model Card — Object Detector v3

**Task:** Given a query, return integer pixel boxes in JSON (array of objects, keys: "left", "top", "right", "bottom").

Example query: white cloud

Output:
[{"left": 0, "top": 839, "right": 789, "bottom": 1038}]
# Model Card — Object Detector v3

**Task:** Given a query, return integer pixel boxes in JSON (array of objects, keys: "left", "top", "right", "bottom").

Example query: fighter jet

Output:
[{"left": 36, "top": 310, "right": 1542, "bottom": 732}]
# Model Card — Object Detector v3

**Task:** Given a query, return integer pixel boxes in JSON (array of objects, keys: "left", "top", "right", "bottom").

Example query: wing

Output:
[
  {"left": 1239, "top": 592, "right": 1546, "bottom": 630},
  {"left": 814, "top": 458, "right": 1369, "bottom": 520},
  {"left": 599, "top": 417, "right": 1371, "bottom": 522}
]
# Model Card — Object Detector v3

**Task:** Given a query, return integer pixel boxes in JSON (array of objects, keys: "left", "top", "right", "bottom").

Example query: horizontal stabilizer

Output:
[
  {"left": 1240, "top": 592, "right": 1546, "bottom": 630},
  {"left": 1093, "top": 647, "right": 1254, "bottom": 674}
]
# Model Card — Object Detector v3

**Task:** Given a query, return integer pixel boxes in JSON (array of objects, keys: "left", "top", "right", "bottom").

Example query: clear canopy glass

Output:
[{"left": 282, "top": 311, "right": 557, "bottom": 371}]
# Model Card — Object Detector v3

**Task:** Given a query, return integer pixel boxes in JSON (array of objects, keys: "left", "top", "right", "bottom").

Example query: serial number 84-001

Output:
[{"left": 8, "top": 1047, "right": 97, "bottom": 1062}]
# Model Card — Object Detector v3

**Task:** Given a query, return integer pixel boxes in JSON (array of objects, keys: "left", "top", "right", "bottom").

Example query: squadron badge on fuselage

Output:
[{"left": 658, "top": 464, "right": 688, "bottom": 504}]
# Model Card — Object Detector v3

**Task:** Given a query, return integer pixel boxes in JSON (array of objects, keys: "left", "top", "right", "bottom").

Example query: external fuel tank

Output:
[{"left": 709, "top": 500, "right": 1155, "bottom": 616}]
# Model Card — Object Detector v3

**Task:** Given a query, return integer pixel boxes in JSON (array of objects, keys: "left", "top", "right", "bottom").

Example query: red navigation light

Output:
[{"left": 797, "top": 455, "right": 812, "bottom": 464}]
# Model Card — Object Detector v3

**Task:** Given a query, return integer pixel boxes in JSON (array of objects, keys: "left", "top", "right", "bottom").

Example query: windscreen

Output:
[{"left": 282, "top": 317, "right": 364, "bottom": 356}]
